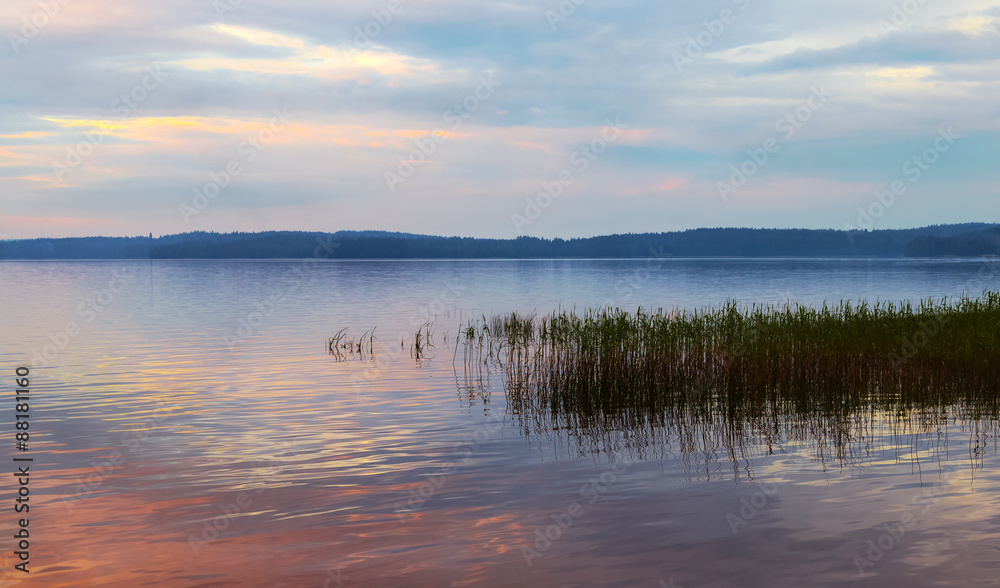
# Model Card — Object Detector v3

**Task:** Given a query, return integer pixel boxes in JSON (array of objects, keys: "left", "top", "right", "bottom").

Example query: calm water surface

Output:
[{"left": 2, "top": 258, "right": 1000, "bottom": 587}]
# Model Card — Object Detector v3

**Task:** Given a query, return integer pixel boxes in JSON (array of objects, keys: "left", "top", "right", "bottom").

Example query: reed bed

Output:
[
  {"left": 328, "top": 294, "right": 1000, "bottom": 471},
  {"left": 457, "top": 292, "right": 1000, "bottom": 467},
  {"left": 328, "top": 323, "right": 438, "bottom": 361},
  {"left": 476, "top": 292, "right": 1000, "bottom": 399},
  {"left": 327, "top": 327, "right": 377, "bottom": 359}
]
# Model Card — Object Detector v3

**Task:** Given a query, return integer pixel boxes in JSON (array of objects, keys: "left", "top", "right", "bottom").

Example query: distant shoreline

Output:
[
  {"left": 2, "top": 224, "right": 998, "bottom": 260},
  {"left": 3, "top": 256, "right": 999, "bottom": 262}
]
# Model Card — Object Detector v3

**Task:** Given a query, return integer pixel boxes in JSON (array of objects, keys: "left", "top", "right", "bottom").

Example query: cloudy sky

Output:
[{"left": 1, "top": 0, "right": 997, "bottom": 239}]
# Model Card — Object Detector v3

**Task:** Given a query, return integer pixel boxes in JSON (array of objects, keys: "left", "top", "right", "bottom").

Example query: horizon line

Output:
[{"left": 4, "top": 221, "right": 998, "bottom": 242}]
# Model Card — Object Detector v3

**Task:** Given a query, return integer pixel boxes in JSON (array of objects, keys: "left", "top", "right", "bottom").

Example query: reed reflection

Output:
[{"left": 456, "top": 298, "right": 1000, "bottom": 477}]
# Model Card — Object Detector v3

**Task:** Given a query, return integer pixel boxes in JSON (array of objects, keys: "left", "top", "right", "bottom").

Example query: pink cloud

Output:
[
  {"left": 618, "top": 178, "right": 687, "bottom": 197},
  {"left": 654, "top": 179, "right": 685, "bottom": 192}
]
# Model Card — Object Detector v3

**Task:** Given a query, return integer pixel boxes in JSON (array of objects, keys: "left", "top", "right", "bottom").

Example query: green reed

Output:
[
  {"left": 477, "top": 292, "right": 1000, "bottom": 398},
  {"left": 328, "top": 326, "right": 376, "bottom": 358},
  {"left": 459, "top": 292, "right": 1000, "bottom": 460},
  {"left": 328, "top": 294, "right": 1000, "bottom": 472}
]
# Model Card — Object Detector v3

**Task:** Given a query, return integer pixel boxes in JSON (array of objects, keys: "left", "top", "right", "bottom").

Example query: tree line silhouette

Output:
[{"left": 1, "top": 225, "right": 997, "bottom": 259}]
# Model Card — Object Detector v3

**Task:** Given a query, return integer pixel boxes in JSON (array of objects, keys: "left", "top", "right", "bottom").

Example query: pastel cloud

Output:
[{"left": 0, "top": 0, "right": 997, "bottom": 239}]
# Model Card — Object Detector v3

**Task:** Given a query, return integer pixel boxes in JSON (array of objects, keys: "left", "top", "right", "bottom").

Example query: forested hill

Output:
[
  {"left": 906, "top": 227, "right": 1000, "bottom": 257},
  {"left": 1, "top": 224, "right": 997, "bottom": 259}
]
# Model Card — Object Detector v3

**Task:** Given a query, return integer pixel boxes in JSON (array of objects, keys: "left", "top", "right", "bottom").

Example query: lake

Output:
[{"left": 2, "top": 258, "right": 1000, "bottom": 587}]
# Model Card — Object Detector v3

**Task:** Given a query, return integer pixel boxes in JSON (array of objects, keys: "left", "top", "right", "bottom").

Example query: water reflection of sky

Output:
[{"left": 2, "top": 259, "right": 1000, "bottom": 586}]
